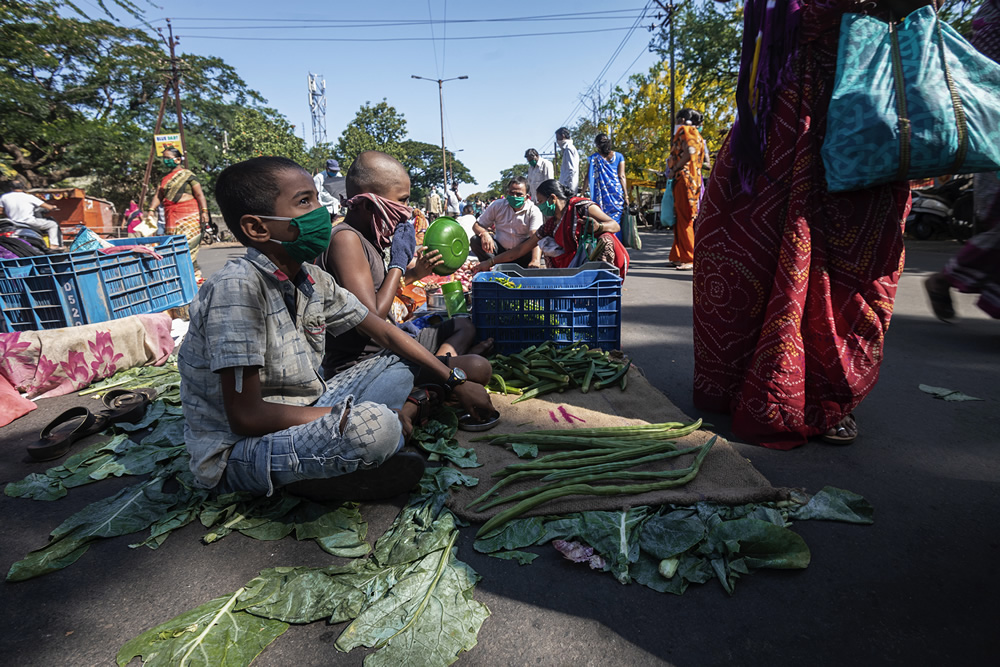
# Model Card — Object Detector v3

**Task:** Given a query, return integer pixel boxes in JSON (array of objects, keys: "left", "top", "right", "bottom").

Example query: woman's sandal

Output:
[
  {"left": 821, "top": 413, "right": 858, "bottom": 445},
  {"left": 28, "top": 407, "right": 110, "bottom": 461}
]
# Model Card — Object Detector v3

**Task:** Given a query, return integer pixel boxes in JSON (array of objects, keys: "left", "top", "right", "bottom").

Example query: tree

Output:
[
  {"left": 334, "top": 100, "right": 408, "bottom": 169},
  {"left": 485, "top": 164, "right": 529, "bottom": 201},
  {"left": 0, "top": 0, "right": 270, "bottom": 210},
  {"left": 227, "top": 107, "right": 308, "bottom": 166},
  {"left": 399, "top": 140, "right": 474, "bottom": 203}
]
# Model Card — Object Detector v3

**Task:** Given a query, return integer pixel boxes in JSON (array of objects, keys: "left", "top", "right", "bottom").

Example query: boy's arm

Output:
[
  {"left": 357, "top": 312, "right": 493, "bottom": 418},
  {"left": 324, "top": 229, "right": 401, "bottom": 320},
  {"left": 221, "top": 366, "right": 336, "bottom": 437}
]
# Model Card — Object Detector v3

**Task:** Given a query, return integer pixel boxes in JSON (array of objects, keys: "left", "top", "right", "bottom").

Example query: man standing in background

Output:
[
  {"left": 445, "top": 182, "right": 462, "bottom": 217},
  {"left": 313, "top": 158, "right": 345, "bottom": 217},
  {"left": 524, "top": 148, "right": 554, "bottom": 200},
  {"left": 425, "top": 188, "right": 442, "bottom": 220},
  {"left": 555, "top": 127, "right": 579, "bottom": 195}
]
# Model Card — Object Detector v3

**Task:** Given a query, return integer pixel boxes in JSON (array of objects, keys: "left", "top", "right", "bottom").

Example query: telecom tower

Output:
[{"left": 307, "top": 73, "right": 327, "bottom": 147}]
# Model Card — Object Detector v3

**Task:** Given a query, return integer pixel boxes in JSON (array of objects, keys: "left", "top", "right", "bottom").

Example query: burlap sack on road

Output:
[{"left": 447, "top": 368, "right": 791, "bottom": 524}]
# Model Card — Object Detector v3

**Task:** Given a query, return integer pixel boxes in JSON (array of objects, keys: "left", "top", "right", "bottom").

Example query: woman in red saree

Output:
[
  {"left": 147, "top": 148, "right": 210, "bottom": 281},
  {"left": 692, "top": 0, "right": 920, "bottom": 449},
  {"left": 472, "top": 179, "right": 629, "bottom": 278}
]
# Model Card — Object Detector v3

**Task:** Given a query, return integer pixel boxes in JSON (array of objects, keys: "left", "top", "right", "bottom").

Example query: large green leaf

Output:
[
  {"left": 416, "top": 436, "right": 481, "bottom": 469},
  {"left": 7, "top": 476, "right": 183, "bottom": 581},
  {"left": 291, "top": 501, "right": 370, "bottom": 557},
  {"left": 201, "top": 495, "right": 302, "bottom": 544},
  {"left": 705, "top": 518, "right": 811, "bottom": 570},
  {"left": 473, "top": 517, "right": 546, "bottom": 554},
  {"left": 790, "top": 486, "right": 875, "bottom": 524},
  {"left": 374, "top": 496, "right": 456, "bottom": 567},
  {"left": 575, "top": 508, "right": 650, "bottom": 584},
  {"left": 4, "top": 473, "right": 68, "bottom": 501},
  {"left": 639, "top": 508, "right": 706, "bottom": 560},
  {"left": 335, "top": 534, "right": 490, "bottom": 667},
  {"left": 116, "top": 589, "right": 289, "bottom": 667},
  {"left": 631, "top": 551, "right": 687, "bottom": 595},
  {"left": 237, "top": 561, "right": 407, "bottom": 625},
  {"left": 417, "top": 467, "right": 479, "bottom": 496}
]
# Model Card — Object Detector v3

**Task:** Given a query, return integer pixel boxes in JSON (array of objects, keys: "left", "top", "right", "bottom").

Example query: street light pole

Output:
[{"left": 412, "top": 74, "right": 468, "bottom": 195}]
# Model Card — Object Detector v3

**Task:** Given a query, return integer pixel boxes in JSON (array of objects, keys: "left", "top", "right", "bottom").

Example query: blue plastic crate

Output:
[
  {"left": 471, "top": 269, "right": 622, "bottom": 354},
  {"left": 0, "top": 235, "right": 196, "bottom": 332}
]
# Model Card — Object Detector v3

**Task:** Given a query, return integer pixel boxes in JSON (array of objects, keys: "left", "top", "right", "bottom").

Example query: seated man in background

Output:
[
  {"left": 470, "top": 176, "right": 543, "bottom": 269},
  {"left": 316, "top": 150, "right": 492, "bottom": 381}
]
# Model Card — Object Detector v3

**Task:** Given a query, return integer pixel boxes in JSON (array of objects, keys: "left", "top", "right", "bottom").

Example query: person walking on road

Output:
[
  {"left": 691, "top": 0, "right": 918, "bottom": 450},
  {"left": 667, "top": 109, "right": 707, "bottom": 270},
  {"left": 925, "top": 0, "right": 1000, "bottom": 322},
  {"left": 555, "top": 127, "right": 579, "bottom": 195},
  {"left": 525, "top": 148, "right": 554, "bottom": 200}
]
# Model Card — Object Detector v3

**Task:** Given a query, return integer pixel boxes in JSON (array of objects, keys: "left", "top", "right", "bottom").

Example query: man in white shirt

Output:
[
  {"left": 555, "top": 127, "right": 579, "bottom": 195},
  {"left": 524, "top": 148, "right": 554, "bottom": 200},
  {"left": 313, "top": 158, "right": 344, "bottom": 218},
  {"left": 445, "top": 182, "right": 462, "bottom": 216},
  {"left": 470, "top": 176, "right": 543, "bottom": 268},
  {"left": 0, "top": 181, "right": 61, "bottom": 247},
  {"left": 456, "top": 204, "right": 478, "bottom": 241}
]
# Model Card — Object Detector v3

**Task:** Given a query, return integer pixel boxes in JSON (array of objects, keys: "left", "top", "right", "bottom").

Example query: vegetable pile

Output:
[
  {"left": 486, "top": 341, "right": 630, "bottom": 403},
  {"left": 467, "top": 421, "right": 711, "bottom": 536}
]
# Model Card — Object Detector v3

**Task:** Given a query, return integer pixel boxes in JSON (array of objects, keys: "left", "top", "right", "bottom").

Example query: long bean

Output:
[
  {"left": 539, "top": 446, "right": 701, "bottom": 482},
  {"left": 475, "top": 436, "right": 718, "bottom": 536},
  {"left": 494, "top": 441, "right": 681, "bottom": 478},
  {"left": 471, "top": 419, "right": 699, "bottom": 443}
]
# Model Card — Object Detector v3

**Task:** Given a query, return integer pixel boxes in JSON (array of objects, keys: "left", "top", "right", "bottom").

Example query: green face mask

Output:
[
  {"left": 528, "top": 160, "right": 537, "bottom": 167},
  {"left": 537, "top": 200, "right": 557, "bottom": 218},
  {"left": 262, "top": 206, "right": 332, "bottom": 264},
  {"left": 506, "top": 195, "right": 526, "bottom": 210},
  {"left": 163, "top": 158, "right": 177, "bottom": 168}
]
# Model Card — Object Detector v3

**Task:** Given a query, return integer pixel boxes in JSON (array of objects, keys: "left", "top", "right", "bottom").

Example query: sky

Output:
[{"left": 106, "top": 0, "right": 667, "bottom": 197}]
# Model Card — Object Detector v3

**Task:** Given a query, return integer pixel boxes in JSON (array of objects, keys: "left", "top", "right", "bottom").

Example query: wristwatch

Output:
[{"left": 445, "top": 366, "right": 468, "bottom": 392}]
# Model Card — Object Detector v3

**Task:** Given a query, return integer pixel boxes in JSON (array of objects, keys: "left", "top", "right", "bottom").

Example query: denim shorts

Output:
[{"left": 217, "top": 352, "right": 416, "bottom": 496}]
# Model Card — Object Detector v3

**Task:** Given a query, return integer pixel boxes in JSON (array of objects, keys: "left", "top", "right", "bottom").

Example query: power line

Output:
[
  {"left": 540, "top": 1, "right": 651, "bottom": 147},
  {"left": 156, "top": 8, "right": 645, "bottom": 25},
  {"left": 174, "top": 26, "right": 640, "bottom": 42},
  {"left": 426, "top": 0, "right": 440, "bottom": 77}
]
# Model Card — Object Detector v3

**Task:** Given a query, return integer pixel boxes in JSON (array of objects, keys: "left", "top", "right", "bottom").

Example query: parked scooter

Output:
[{"left": 906, "top": 176, "right": 975, "bottom": 241}]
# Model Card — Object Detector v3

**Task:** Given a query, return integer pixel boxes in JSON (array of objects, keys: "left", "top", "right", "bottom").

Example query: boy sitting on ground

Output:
[
  {"left": 179, "top": 156, "right": 493, "bottom": 500},
  {"left": 317, "top": 150, "right": 492, "bottom": 381}
]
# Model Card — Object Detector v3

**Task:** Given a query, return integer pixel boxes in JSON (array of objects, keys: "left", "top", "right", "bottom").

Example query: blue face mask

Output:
[{"left": 261, "top": 206, "right": 332, "bottom": 264}]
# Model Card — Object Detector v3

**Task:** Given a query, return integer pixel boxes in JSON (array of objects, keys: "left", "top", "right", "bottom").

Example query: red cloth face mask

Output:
[{"left": 345, "top": 192, "right": 413, "bottom": 249}]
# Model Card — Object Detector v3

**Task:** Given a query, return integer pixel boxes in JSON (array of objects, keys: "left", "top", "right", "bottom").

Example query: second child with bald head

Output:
[{"left": 317, "top": 150, "right": 492, "bottom": 385}]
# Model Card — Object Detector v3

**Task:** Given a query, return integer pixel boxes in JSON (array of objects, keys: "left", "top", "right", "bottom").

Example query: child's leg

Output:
[
  {"left": 219, "top": 398, "right": 405, "bottom": 497},
  {"left": 317, "top": 352, "right": 417, "bottom": 411}
]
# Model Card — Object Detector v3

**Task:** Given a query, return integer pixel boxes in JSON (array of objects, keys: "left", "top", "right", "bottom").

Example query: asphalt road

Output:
[{"left": 1, "top": 231, "right": 997, "bottom": 666}]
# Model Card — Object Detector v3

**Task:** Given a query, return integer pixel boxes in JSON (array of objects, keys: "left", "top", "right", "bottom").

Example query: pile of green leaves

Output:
[
  {"left": 116, "top": 492, "right": 490, "bottom": 667},
  {"left": 473, "top": 487, "right": 874, "bottom": 596},
  {"left": 410, "top": 409, "right": 481, "bottom": 469}
]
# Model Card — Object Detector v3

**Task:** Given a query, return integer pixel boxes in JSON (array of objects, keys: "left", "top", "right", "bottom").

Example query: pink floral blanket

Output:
[{"left": 0, "top": 313, "right": 174, "bottom": 427}]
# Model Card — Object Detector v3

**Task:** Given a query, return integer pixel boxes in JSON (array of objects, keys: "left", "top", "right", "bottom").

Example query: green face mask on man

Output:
[
  {"left": 528, "top": 160, "right": 537, "bottom": 167},
  {"left": 506, "top": 195, "right": 526, "bottom": 210}
]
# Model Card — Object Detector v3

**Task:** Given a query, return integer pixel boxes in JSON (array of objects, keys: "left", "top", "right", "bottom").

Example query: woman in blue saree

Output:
[{"left": 586, "top": 133, "right": 629, "bottom": 237}]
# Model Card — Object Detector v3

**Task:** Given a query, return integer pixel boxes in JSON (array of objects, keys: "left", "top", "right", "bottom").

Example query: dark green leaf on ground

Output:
[
  {"left": 918, "top": 384, "right": 983, "bottom": 401},
  {"left": 639, "top": 508, "right": 706, "bottom": 559},
  {"left": 511, "top": 443, "right": 538, "bottom": 458},
  {"left": 790, "top": 486, "right": 875, "bottom": 524},
  {"left": 473, "top": 516, "right": 546, "bottom": 553},
  {"left": 488, "top": 550, "right": 538, "bottom": 565}
]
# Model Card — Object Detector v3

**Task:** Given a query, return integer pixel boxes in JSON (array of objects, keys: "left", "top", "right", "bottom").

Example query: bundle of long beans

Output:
[
  {"left": 486, "top": 341, "right": 631, "bottom": 403},
  {"left": 469, "top": 420, "right": 715, "bottom": 537}
]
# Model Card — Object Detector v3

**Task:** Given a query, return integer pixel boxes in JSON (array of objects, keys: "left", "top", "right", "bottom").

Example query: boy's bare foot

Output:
[{"left": 468, "top": 337, "right": 495, "bottom": 356}]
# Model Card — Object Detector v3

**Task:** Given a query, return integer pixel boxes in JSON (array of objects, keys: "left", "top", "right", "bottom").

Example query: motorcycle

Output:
[
  {"left": 906, "top": 176, "right": 975, "bottom": 241},
  {"left": 201, "top": 213, "right": 224, "bottom": 245}
]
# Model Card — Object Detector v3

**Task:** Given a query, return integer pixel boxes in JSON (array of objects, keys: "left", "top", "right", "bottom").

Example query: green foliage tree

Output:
[
  {"left": 0, "top": 0, "right": 272, "bottom": 211},
  {"left": 227, "top": 107, "right": 308, "bottom": 166},
  {"left": 485, "top": 164, "right": 529, "bottom": 201},
  {"left": 399, "top": 140, "right": 474, "bottom": 203},
  {"left": 334, "top": 100, "right": 408, "bottom": 170}
]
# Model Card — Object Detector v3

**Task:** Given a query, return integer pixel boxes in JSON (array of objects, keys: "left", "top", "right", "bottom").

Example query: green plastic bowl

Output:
[{"left": 423, "top": 216, "right": 469, "bottom": 276}]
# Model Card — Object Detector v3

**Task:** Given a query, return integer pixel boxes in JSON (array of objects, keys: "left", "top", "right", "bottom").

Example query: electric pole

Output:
[{"left": 308, "top": 73, "right": 327, "bottom": 147}]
